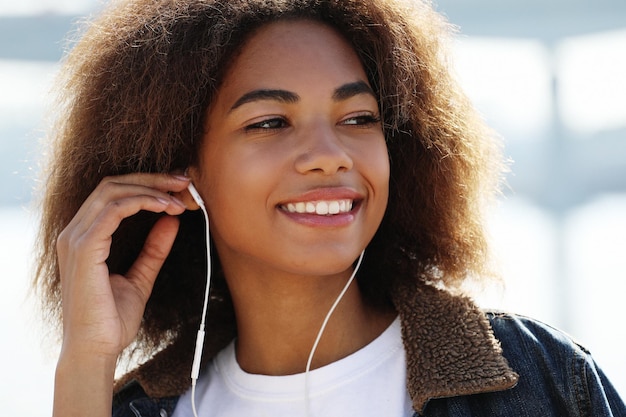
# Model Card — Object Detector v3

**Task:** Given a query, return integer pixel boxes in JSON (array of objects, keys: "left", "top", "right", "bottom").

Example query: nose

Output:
[{"left": 294, "top": 124, "right": 354, "bottom": 175}]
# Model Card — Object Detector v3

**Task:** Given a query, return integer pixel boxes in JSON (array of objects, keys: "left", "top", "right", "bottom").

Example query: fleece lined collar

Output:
[
  {"left": 114, "top": 282, "right": 518, "bottom": 413},
  {"left": 392, "top": 282, "right": 519, "bottom": 412}
]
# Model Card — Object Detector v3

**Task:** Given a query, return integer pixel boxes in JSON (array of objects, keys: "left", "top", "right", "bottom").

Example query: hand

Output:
[{"left": 56, "top": 173, "right": 191, "bottom": 361}]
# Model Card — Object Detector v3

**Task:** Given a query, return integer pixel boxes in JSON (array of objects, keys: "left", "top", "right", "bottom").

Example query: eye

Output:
[
  {"left": 341, "top": 114, "right": 381, "bottom": 127},
  {"left": 245, "top": 117, "right": 288, "bottom": 131}
]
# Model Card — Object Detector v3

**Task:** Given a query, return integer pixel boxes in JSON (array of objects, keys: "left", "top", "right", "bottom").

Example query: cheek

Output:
[
  {"left": 201, "top": 147, "right": 278, "bottom": 230},
  {"left": 203, "top": 175, "right": 260, "bottom": 257},
  {"left": 371, "top": 141, "right": 391, "bottom": 224},
  {"left": 369, "top": 140, "right": 391, "bottom": 196},
  {"left": 354, "top": 137, "right": 390, "bottom": 235}
]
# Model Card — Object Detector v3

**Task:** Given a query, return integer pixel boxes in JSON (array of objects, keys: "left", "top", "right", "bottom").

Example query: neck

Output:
[{"left": 222, "top": 262, "right": 395, "bottom": 376}]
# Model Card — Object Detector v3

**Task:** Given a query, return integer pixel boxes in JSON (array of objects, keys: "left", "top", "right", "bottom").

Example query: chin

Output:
[{"left": 282, "top": 248, "right": 363, "bottom": 277}]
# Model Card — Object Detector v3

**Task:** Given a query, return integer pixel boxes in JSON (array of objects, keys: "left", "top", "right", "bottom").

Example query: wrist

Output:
[
  {"left": 56, "top": 346, "right": 118, "bottom": 374},
  {"left": 53, "top": 349, "right": 118, "bottom": 417}
]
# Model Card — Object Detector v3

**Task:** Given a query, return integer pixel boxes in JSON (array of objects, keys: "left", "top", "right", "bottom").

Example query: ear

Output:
[
  {"left": 172, "top": 166, "right": 202, "bottom": 210},
  {"left": 174, "top": 187, "right": 202, "bottom": 211}
]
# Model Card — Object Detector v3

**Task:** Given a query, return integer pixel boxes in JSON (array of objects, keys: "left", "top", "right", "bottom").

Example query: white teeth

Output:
[
  {"left": 316, "top": 201, "right": 329, "bottom": 215},
  {"left": 284, "top": 199, "right": 353, "bottom": 215}
]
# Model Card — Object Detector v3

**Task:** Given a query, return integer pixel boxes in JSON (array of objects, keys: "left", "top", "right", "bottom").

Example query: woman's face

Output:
[{"left": 195, "top": 20, "right": 389, "bottom": 278}]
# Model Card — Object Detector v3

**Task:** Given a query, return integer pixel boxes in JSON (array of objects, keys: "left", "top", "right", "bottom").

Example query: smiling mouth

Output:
[{"left": 280, "top": 199, "right": 354, "bottom": 216}]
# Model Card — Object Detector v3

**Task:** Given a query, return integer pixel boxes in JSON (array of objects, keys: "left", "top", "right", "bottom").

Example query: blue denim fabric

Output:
[
  {"left": 112, "top": 382, "right": 178, "bottom": 417},
  {"left": 418, "top": 313, "right": 626, "bottom": 417},
  {"left": 112, "top": 313, "right": 626, "bottom": 417}
]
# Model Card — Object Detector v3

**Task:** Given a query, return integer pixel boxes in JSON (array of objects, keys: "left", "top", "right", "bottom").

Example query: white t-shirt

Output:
[{"left": 172, "top": 317, "right": 413, "bottom": 417}]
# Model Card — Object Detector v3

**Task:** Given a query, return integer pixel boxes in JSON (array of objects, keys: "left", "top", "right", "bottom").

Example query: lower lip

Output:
[{"left": 278, "top": 206, "right": 358, "bottom": 227}]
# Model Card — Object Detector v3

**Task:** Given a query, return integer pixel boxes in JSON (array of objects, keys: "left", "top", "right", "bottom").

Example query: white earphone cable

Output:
[
  {"left": 187, "top": 183, "right": 365, "bottom": 417},
  {"left": 187, "top": 184, "right": 211, "bottom": 417},
  {"left": 304, "top": 250, "right": 365, "bottom": 417}
]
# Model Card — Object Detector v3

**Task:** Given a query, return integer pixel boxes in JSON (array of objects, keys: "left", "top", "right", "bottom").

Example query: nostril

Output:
[{"left": 294, "top": 143, "right": 354, "bottom": 175}]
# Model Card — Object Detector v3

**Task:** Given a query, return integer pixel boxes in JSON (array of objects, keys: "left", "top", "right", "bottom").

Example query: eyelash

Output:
[
  {"left": 244, "top": 114, "right": 381, "bottom": 132},
  {"left": 341, "top": 114, "right": 381, "bottom": 126},
  {"left": 245, "top": 117, "right": 288, "bottom": 131}
]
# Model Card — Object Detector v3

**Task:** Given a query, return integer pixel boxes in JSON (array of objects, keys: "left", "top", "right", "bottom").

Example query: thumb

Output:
[{"left": 125, "top": 215, "right": 180, "bottom": 302}]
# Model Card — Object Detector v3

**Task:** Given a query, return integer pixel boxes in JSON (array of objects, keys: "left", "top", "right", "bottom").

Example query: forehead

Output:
[{"left": 215, "top": 20, "right": 370, "bottom": 103}]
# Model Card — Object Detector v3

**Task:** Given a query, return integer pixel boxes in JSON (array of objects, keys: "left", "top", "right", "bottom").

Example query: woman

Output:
[{"left": 35, "top": 0, "right": 625, "bottom": 416}]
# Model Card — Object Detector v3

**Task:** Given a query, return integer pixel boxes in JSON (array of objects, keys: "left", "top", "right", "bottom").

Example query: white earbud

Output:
[{"left": 187, "top": 182, "right": 205, "bottom": 208}]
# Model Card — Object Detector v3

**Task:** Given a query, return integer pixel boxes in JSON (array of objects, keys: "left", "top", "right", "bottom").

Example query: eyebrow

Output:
[
  {"left": 230, "top": 89, "right": 300, "bottom": 111},
  {"left": 229, "top": 81, "right": 376, "bottom": 112},
  {"left": 332, "top": 81, "right": 376, "bottom": 101}
]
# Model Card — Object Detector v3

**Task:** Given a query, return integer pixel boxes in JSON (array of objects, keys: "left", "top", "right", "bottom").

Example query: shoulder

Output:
[
  {"left": 424, "top": 311, "right": 625, "bottom": 416},
  {"left": 485, "top": 311, "right": 590, "bottom": 357},
  {"left": 112, "top": 380, "right": 179, "bottom": 417},
  {"left": 485, "top": 311, "right": 596, "bottom": 386},
  {"left": 482, "top": 311, "right": 625, "bottom": 417}
]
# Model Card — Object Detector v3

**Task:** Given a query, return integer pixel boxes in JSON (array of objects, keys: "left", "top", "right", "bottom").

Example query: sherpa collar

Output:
[
  {"left": 392, "top": 282, "right": 519, "bottom": 412},
  {"left": 114, "top": 282, "right": 518, "bottom": 413}
]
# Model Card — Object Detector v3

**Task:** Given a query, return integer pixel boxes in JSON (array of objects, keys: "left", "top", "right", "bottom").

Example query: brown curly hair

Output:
[{"left": 35, "top": 0, "right": 503, "bottom": 358}]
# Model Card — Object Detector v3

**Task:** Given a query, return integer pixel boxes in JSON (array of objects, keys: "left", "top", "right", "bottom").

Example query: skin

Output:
[
  {"left": 54, "top": 174, "right": 189, "bottom": 417},
  {"left": 191, "top": 20, "right": 392, "bottom": 375},
  {"left": 53, "top": 20, "right": 393, "bottom": 417}
]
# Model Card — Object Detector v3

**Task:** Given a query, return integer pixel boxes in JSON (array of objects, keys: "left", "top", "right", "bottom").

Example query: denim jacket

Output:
[{"left": 112, "top": 284, "right": 626, "bottom": 417}]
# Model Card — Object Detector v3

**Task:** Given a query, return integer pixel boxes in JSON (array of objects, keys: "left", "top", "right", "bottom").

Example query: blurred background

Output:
[{"left": 1, "top": 0, "right": 624, "bottom": 415}]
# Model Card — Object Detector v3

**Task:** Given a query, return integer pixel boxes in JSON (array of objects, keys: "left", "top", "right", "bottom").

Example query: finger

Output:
[
  {"left": 124, "top": 215, "right": 181, "bottom": 302},
  {"left": 58, "top": 194, "right": 183, "bottom": 270},
  {"left": 72, "top": 174, "right": 190, "bottom": 228},
  {"left": 171, "top": 187, "right": 202, "bottom": 211},
  {"left": 102, "top": 172, "right": 191, "bottom": 193}
]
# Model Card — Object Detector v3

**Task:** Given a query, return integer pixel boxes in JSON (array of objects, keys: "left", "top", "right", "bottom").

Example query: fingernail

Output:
[
  {"left": 171, "top": 196, "right": 186, "bottom": 208},
  {"left": 172, "top": 174, "right": 189, "bottom": 181}
]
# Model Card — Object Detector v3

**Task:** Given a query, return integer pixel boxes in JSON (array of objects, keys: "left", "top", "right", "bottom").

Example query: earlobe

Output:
[
  {"left": 176, "top": 187, "right": 202, "bottom": 211},
  {"left": 185, "top": 166, "right": 202, "bottom": 186}
]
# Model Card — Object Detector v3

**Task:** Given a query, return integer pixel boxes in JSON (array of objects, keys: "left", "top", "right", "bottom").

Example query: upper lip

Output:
[{"left": 278, "top": 187, "right": 363, "bottom": 206}]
